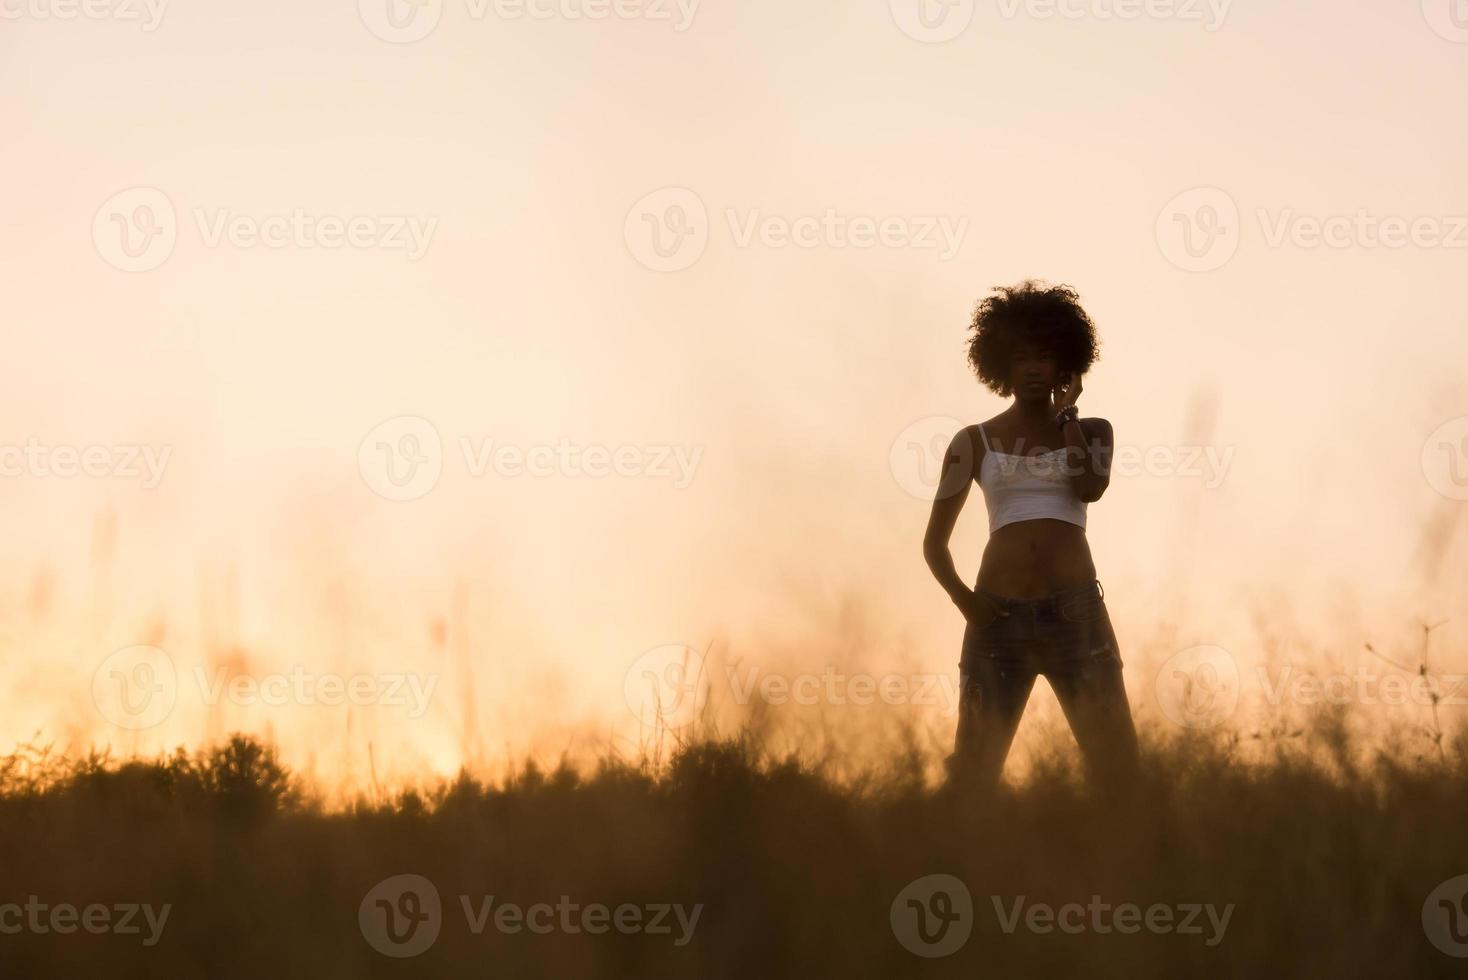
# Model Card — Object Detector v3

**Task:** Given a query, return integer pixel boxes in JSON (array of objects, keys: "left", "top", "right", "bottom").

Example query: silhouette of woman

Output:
[{"left": 924, "top": 280, "right": 1139, "bottom": 795}]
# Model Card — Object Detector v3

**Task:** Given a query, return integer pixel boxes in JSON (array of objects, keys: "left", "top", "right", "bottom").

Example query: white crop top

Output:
[{"left": 977, "top": 423, "right": 1087, "bottom": 533}]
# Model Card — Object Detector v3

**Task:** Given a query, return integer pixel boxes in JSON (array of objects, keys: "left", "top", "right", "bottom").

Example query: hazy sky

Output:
[{"left": 2, "top": 0, "right": 1465, "bottom": 785}]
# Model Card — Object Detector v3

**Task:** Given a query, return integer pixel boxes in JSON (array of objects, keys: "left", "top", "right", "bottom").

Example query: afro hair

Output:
[{"left": 966, "top": 280, "right": 1100, "bottom": 396}]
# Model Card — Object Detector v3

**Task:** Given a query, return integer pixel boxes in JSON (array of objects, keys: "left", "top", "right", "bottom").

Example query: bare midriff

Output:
[{"left": 974, "top": 518, "right": 1096, "bottom": 598}]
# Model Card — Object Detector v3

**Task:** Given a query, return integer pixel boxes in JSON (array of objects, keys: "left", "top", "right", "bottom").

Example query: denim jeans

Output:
[{"left": 947, "top": 579, "right": 1139, "bottom": 794}]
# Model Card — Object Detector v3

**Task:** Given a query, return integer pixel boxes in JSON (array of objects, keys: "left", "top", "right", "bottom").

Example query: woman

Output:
[{"left": 924, "top": 280, "right": 1138, "bottom": 795}]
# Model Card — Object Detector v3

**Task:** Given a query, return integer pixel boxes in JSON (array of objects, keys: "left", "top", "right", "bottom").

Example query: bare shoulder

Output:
[
  {"left": 967, "top": 414, "right": 1008, "bottom": 443},
  {"left": 950, "top": 424, "right": 985, "bottom": 456},
  {"left": 942, "top": 424, "right": 986, "bottom": 475}
]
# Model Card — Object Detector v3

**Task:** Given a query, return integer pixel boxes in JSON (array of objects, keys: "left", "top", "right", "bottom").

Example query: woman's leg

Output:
[
  {"left": 1038, "top": 587, "right": 1140, "bottom": 796},
  {"left": 946, "top": 656, "right": 1037, "bottom": 792},
  {"left": 1048, "top": 654, "right": 1139, "bottom": 796}
]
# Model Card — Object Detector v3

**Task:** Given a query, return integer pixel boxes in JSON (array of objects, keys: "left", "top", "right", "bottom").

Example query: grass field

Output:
[{"left": 2, "top": 714, "right": 1467, "bottom": 979}]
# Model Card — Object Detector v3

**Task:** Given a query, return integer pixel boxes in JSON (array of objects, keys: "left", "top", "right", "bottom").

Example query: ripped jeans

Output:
[{"left": 947, "top": 579, "right": 1139, "bottom": 794}]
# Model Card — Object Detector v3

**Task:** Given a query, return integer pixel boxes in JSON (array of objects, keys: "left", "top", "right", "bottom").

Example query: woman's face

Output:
[{"left": 1009, "top": 341, "right": 1062, "bottom": 401}]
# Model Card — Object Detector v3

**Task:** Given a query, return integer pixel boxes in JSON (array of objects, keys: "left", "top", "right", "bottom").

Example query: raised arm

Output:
[
  {"left": 1061, "top": 416, "right": 1113, "bottom": 502},
  {"left": 1053, "top": 372, "right": 1113, "bottom": 503}
]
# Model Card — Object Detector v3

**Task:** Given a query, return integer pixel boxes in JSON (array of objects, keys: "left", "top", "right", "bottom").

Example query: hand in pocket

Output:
[{"left": 958, "top": 589, "right": 1009, "bottom": 627}]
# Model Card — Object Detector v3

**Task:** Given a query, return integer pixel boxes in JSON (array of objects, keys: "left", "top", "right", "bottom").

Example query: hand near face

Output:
[{"left": 1052, "top": 371, "right": 1083, "bottom": 411}]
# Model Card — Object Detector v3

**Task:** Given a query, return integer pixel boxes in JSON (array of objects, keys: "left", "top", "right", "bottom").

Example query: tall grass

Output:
[{"left": 2, "top": 716, "right": 1467, "bottom": 979}]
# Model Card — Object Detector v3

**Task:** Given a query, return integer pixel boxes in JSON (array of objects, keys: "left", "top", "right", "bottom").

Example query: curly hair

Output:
[{"left": 966, "top": 280, "right": 1100, "bottom": 396}]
